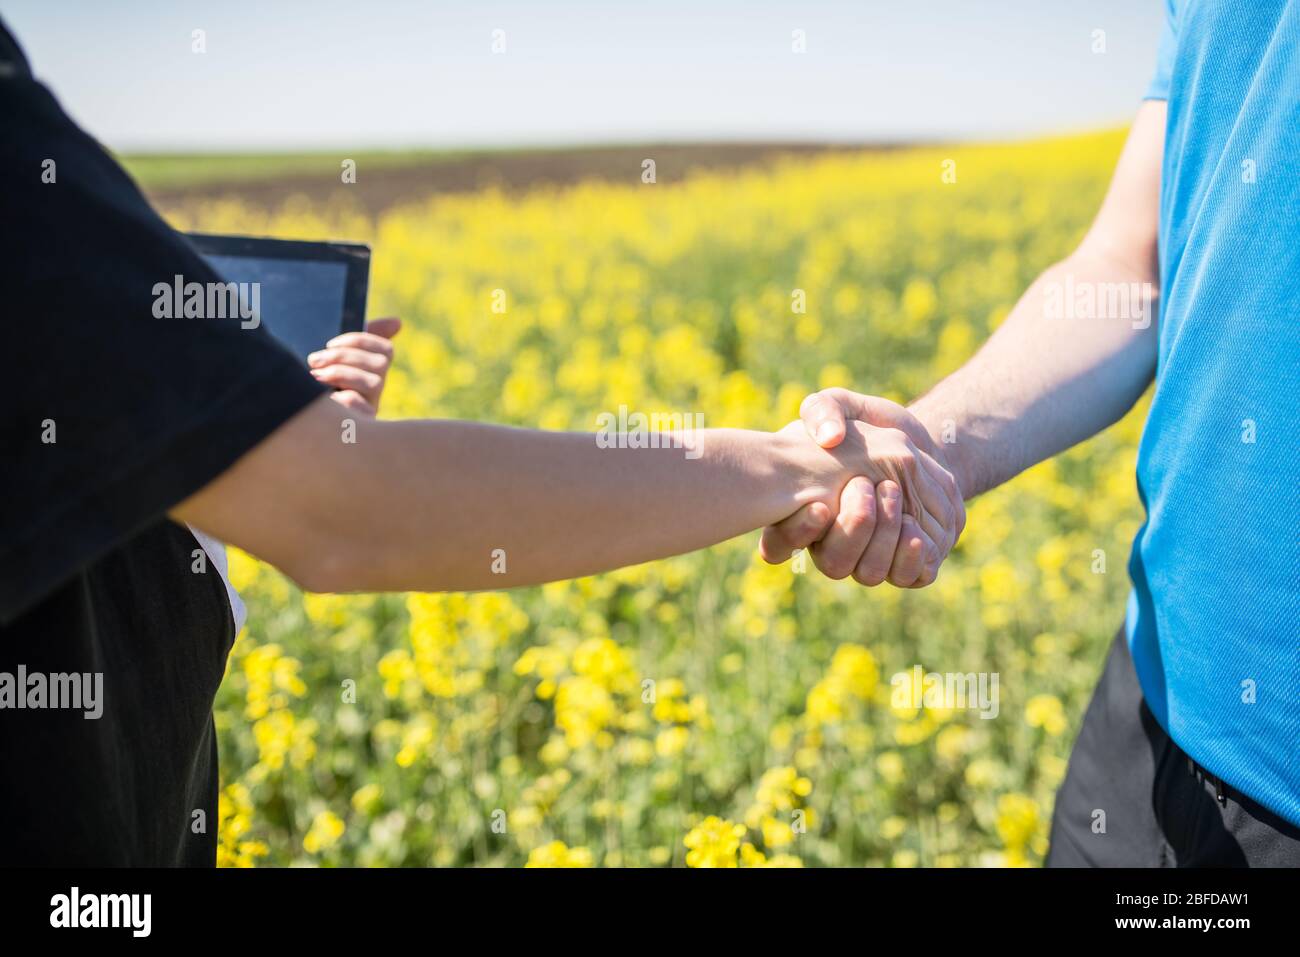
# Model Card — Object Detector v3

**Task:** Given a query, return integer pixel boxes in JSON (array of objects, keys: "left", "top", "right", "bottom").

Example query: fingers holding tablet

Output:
[{"left": 313, "top": 317, "right": 402, "bottom": 416}]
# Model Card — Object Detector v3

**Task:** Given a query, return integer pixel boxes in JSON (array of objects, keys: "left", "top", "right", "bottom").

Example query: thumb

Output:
[
  {"left": 799, "top": 390, "right": 848, "bottom": 448},
  {"left": 365, "top": 316, "right": 402, "bottom": 339}
]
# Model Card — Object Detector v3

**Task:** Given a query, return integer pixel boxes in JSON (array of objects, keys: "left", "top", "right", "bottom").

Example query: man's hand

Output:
[
  {"left": 308, "top": 316, "right": 401, "bottom": 416},
  {"left": 760, "top": 389, "right": 965, "bottom": 588}
]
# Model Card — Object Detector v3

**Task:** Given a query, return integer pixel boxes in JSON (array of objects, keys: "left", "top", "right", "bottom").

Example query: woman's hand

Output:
[
  {"left": 762, "top": 407, "right": 965, "bottom": 588},
  {"left": 309, "top": 317, "right": 401, "bottom": 416}
]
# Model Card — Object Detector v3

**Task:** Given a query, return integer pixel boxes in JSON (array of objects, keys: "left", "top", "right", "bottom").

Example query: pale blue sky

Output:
[{"left": 1, "top": 0, "right": 1165, "bottom": 151}]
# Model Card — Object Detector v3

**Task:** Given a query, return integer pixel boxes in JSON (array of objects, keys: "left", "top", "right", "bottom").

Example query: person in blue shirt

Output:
[{"left": 769, "top": 0, "right": 1299, "bottom": 865}]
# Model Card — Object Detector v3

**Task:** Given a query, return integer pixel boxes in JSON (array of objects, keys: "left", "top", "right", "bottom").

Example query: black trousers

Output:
[{"left": 1046, "top": 630, "right": 1300, "bottom": 867}]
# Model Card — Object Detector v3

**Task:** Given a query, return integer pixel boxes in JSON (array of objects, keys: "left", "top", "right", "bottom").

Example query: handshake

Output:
[
  {"left": 237, "top": 315, "right": 963, "bottom": 597},
  {"left": 758, "top": 388, "right": 966, "bottom": 588}
]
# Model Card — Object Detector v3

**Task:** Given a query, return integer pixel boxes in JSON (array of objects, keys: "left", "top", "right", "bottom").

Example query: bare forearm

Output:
[
  {"left": 909, "top": 248, "right": 1158, "bottom": 498},
  {"left": 175, "top": 399, "right": 838, "bottom": 593},
  {"left": 348, "top": 420, "right": 822, "bottom": 590},
  {"left": 905, "top": 104, "right": 1166, "bottom": 500}
]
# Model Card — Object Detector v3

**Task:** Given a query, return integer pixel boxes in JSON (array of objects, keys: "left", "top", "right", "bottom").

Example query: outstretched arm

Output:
[
  {"left": 767, "top": 101, "right": 1166, "bottom": 580},
  {"left": 893, "top": 101, "right": 1164, "bottom": 498},
  {"left": 170, "top": 400, "right": 892, "bottom": 594}
]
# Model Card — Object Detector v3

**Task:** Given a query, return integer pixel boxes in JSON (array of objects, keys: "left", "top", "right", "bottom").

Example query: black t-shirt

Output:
[{"left": 0, "top": 21, "right": 327, "bottom": 865}]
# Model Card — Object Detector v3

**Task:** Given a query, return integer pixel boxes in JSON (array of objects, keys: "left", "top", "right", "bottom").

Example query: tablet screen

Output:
[
  {"left": 202, "top": 255, "right": 350, "bottom": 361},
  {"left": 186, "top": 233, "right": 370, "bottom": 364}
]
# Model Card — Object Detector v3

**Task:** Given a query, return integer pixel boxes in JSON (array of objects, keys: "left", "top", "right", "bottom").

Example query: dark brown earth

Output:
[{"left": 144, "top": 142, "right": 889, "bottom": 215}]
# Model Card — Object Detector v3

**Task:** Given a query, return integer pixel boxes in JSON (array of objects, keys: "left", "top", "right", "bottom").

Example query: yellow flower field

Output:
[{"left": 164, "top": 129, "right": 1147, "bottom": 867}]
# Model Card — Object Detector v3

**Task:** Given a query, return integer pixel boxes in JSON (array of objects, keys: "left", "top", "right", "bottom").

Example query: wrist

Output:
[
  {"left": 768, "top": 425, "right": 838, "bottom": 510},
  {"left": 908, "top": 402, "right": 976, "bottom": 501}
]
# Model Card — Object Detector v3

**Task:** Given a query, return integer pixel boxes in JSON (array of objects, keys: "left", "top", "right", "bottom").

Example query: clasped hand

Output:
[{"left": 762, "top": 389, "right": 965, "bottom": 587}]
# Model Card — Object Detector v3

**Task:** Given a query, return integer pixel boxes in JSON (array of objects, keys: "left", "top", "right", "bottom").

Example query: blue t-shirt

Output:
[{"left": 1128, "top": 0, "right": 1299, "bottom": 826}]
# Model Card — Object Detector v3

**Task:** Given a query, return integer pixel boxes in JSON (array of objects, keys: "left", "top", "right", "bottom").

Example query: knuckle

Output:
[
  {"left": 856, "top": 563, "right": 887, "bottom": 587},
  {"left": 877, "top": 482, "right": 902, "bottom": 512},
  {"left": 823, "top": 560, "right": 851, "bottom": 581},
  {"left": 893, "top": 554, "right": 919, "bottom": 581},
  {"left": 778, "top": 523, "right": 805, "bottom": 548},
  {"left": 817, "top": 552, "right": 852, "bottom": 580},
  {"left": 848, "top": 514, "right": 875, "bottom": 541},
  {"left": 849, "top": 484, "right": 876, "bottom": 522}
]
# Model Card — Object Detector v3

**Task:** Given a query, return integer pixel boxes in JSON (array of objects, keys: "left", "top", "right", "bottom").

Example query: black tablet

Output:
[{"left": 185, "top": 232, "right": 370, "bottom": 361}]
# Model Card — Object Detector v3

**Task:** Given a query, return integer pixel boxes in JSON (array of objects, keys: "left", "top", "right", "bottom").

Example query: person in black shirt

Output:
[{"left": 0, "top": 19, "right": 964, "bottom": 865}]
